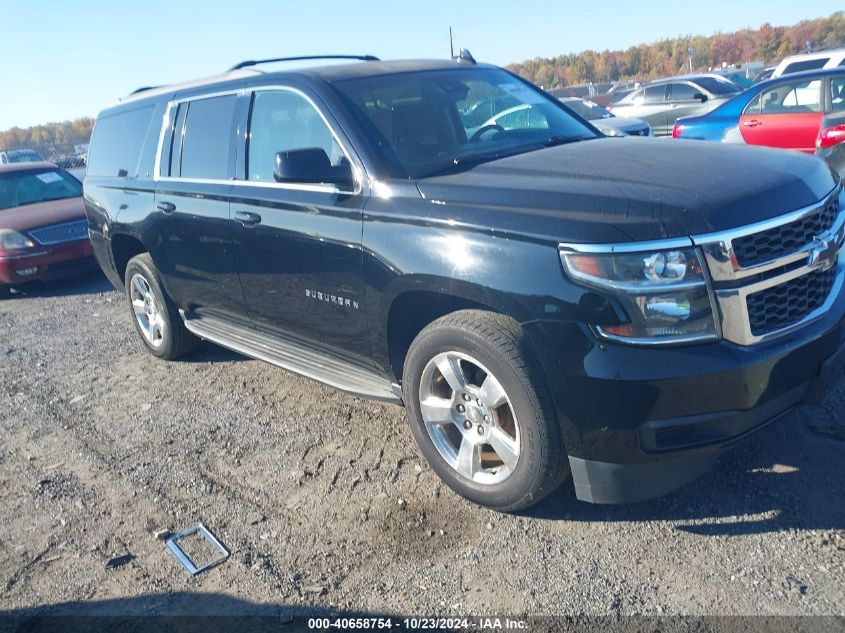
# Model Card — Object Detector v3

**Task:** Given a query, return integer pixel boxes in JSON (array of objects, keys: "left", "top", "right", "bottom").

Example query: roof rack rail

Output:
[
  {"left": 228, "top": 55, "right": 380, "bottom": 71},
  {"left": 129, "top": 86, "right": 160, "bottom": 95}
]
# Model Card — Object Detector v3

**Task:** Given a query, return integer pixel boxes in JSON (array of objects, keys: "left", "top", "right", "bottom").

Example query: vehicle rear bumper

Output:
[
  {"left": 0, "top": 239, "right": 96, "bottom": 285},
  {"left": 524, "top": 285, "right": 845, "bottom": 504}
]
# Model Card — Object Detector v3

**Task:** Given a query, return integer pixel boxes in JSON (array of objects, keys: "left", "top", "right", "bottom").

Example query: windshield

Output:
[
  {"left": 331, "top": 67, "right": 598, "bottom": 178},
  {"left": 562, "top": 98, "right": 612, "bottom": 120},
  {"left": 695, "top": 77, "right": 741, "bottom": 95},
  {"left": 6, "top": 150, "right": 43, "bottom": 164},
  {"left": 0, "top": 167, "right": 82, "bottom": 210}
]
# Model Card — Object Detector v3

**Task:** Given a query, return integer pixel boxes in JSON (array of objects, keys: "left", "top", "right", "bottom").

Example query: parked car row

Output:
[
  {"left": 674, "top": 67, "right": 845, "bottom": 176},
  {"left": 607, "top": 74, "right": 743, "bottom": 136}
]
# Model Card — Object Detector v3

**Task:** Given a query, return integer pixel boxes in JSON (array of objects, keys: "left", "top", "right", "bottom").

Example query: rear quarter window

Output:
[
  {"left": 87, "top": 104, "right": 156, "bottom": 178},
  {"left": 178, "top": 95, "right": 237, "bottom": 179},
  {"left": 782, "top": 59, "right": 828, "bottom": 75}
]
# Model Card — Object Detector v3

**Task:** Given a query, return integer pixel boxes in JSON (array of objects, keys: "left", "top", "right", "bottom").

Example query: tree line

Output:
[
  {"left": 507, "top": 11, "right": 845, "bottom": 89},
  {"left": 0, "top": 117, "right": 94, "bottom": 158}
]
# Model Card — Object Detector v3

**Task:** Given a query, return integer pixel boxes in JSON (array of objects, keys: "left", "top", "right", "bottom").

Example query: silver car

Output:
[
  {"left": 608, "top": 75, "right": 741, "bottom": 136},
  {"left": 559, "top": 97, "right": 652, "bottom": 137}
]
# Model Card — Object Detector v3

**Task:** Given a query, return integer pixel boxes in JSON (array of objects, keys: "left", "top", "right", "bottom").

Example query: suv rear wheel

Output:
[
  {"left": 403, "top": 310, "right": 567, "bottom": 512},
  {"left": 124, "top": 253, "right": 198, "bottom": 360}
]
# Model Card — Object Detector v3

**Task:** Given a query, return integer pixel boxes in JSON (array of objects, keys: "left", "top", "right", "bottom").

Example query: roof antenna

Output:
[
  {"left": 456, "top": 48, "right": 476, "bottom": 64},
  {"left": 449, "top": 27, "right": 454, "bottom": 59}
]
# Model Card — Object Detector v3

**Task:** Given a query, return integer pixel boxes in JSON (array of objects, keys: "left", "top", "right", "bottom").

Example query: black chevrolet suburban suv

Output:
[{"left": 83, "top": 55, "right": 845, "bottom": 511}]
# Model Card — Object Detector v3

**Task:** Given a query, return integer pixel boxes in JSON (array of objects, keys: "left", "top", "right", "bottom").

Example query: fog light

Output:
[{"left": 15, "top": 267, "right": 38, "bottom": 276}]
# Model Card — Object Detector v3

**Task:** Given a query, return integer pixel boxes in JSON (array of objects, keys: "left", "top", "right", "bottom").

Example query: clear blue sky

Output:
[{"left": 2, "top": 0, "right": 842, "bottom": 129}]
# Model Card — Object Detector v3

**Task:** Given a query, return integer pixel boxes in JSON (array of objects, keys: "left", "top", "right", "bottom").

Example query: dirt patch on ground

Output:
[{"left": 0, "top": 272, "right": 843, "bottom": 617}]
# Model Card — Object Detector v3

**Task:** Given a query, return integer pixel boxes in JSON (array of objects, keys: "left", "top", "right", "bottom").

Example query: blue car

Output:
[{"left": 673, "top": 67, "right": 845, "bottom": 166}]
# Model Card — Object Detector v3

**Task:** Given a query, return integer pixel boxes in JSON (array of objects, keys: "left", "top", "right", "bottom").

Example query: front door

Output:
[
  {"left": 229, "top": 87, "right": 372, "bottom": 367},
  {"left": 739, "top": 78, "right": 823, "bottom": 153}
]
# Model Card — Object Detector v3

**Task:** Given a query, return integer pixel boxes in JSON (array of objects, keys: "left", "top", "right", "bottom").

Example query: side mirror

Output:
[
  {"left": 273, "top": 148, "right": 354, "bottom": 189},
  {"left": 694, "top": 92, "right": 708, "bottom": 103}
]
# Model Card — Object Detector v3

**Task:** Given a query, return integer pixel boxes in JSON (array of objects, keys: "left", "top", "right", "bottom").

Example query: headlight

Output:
[
  {"left": 0, "top": 229, "right": 35, "bottom": 250},
  {"left": 599, "top": 126, "right": 626, "bottom": 137},
  {"left": 559, "top": 245, "right": 719, "bottom": 345}
]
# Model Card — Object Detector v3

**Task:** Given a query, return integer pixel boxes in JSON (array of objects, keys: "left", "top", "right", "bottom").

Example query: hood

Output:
[
  {"left": 415, "top": 138, "right": 838, "bottom": 243},
  {"left": 0, "top": 196, "right": 86, "bottom": 234},
  {"left": 595, "top": 116, "right": 649, "bottom": 132}
]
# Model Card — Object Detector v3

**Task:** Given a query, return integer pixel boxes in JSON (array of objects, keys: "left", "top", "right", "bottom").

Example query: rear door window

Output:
[
  {"left": 668, "top": 83, "right": 696, "bottom": 101},
  {"left": 782, "top": 59, "right": 828, "bottom": 75},
  {"left": 745, "top": 80, "right": 822, "bottom": 114},
  {"left": 177, "top": 95, "right": 237, "bottom": 179},
  {"left": 88, "top": 105, "right": 155, "bottom": 178},
  {"left": 831, "top": 78, "right": 845, "bottom": 112},
  {"left": 643, "top": 85, "right": 666, "bottom": 104}
]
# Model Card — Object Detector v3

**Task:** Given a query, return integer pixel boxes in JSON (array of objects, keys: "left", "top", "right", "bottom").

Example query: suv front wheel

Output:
[
  {"left": 124, "top": 253, "right": 198, "bottom": 360},
  {"left": 403, "top": 310, "right": 568, "bottom": 512}
]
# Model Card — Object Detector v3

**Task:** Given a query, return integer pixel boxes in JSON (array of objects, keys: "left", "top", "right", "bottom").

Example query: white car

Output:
[
  {"left": 0, "top": 149, "right": 45, "bottom": 165},
  {"left": 481, "top": 102, "right": 652, "bottom": 139},
  {"left": 772, "top": 49, "right": 845, "bottom": 78}
]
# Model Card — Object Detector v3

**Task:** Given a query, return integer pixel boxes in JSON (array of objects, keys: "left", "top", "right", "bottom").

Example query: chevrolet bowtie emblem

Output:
[{"left": 808, "top": 236, "right": 840, "bottom": 272}]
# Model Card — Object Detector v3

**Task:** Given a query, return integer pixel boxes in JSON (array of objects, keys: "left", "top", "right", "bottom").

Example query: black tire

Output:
[
  {"left": 403, "top": 310, "right": 568, "bottom": 512},
  {"left": 124, "top": 253, "right": 198, "bottom": 360}
]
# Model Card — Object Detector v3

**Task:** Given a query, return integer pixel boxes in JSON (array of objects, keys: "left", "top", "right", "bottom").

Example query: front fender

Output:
[{"left": 362, "top": 196, "right": 620, "bottom": 371}]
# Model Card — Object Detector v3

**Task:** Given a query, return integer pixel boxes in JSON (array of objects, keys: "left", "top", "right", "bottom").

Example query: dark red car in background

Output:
[{"left": 0, "top": 162, "right": 96, "bottom": 296}]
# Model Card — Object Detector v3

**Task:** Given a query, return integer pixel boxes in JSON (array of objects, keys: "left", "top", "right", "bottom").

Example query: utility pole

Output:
[
  {"left": 450, "top": 27, "right": 454, "bottom": 58},
  {"left": 688, "top": 45, "right": 695, "bottom": 73}
]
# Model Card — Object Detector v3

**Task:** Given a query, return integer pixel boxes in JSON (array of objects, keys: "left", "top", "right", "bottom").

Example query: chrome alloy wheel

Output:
[
  {"left": 130, "top": 273, "right": 165, "bottom": 348},
  {"left": 418, "top": 351, "right": 521, "bottom": 485}
]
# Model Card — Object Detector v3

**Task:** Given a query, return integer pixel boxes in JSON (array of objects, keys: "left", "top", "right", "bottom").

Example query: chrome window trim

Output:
[
  {"left": 152, "top": 85, "right": 363, "bottom": 196},
  {"left": 153, "top": 88, "right": 244, "bottom": 183}
]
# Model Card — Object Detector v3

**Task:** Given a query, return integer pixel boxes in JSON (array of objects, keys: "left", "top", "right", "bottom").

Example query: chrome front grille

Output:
[
  {"left": 694, "top": 186, "right": 845, "bottom": 346},
  {"left": 746, "top": 266, "right": 837, "bottom": 336},
  {"left": 731, "top": 196, "right": 839, "bottom": 267},
  {"left": 28, "top": 220, "right": 89, "bottom": 245}
]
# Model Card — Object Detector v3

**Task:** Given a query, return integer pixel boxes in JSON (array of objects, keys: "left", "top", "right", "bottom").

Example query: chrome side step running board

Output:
[{"left": 181, "top": 311, "right": 402, "bottom": 404}]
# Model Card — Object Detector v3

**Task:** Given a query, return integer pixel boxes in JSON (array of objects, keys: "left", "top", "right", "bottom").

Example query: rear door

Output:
[
  {"left": 817, "top": 76, "right": 845, "bottom": 177},
  {"left": 739, "top": 78, "right": 823, "bottom": 152},
  {"left": 666, "top": 82, "right": 707, "bottom": 128},
  {"left": 636, "top": 85, "right": 670, "bottom": 135},
  {"left": 152, "top": 90, "right": 248, "bottom": 317}
]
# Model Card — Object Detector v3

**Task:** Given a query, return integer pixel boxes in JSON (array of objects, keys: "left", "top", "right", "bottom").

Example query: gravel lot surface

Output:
[{"left": 0, "top": 271, "right": 843, "bottom": 619}]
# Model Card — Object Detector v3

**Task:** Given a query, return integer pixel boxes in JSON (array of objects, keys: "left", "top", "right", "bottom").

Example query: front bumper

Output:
[
  {"left": 0, "top": 239, "right": 96, "bottom": 285},
  {"left": 524, "top": 279, "right": 845, "bottom": 504}
]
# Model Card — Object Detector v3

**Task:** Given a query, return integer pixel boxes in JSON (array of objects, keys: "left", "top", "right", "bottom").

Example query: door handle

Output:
[
  {"left": 743, "top": 120, "right": 762, "bottom": 128},
  {"left": 156, "top": 201, "right": 176, "bottom": 214},
  {"left": 234, "top": 210, "right": 262, "bottom": 227}
]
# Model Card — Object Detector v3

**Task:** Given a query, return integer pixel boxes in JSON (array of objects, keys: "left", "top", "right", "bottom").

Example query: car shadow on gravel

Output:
[
  {"left": 526, "top": 408, "right": 845, "bottom": 537},
  {"left": 5, "top": 270, "right": 114, "bottom": 299},
  {"left": 0, "top": 593, "right": 393, "bottom": 633}
]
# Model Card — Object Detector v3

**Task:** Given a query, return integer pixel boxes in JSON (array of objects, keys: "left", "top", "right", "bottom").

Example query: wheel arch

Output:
[
  {"left": 382, "top": 280, "right": 519, "bottom": 384},
  {"left": 110, "top": 232, "right": 149, "bottom": 285}
]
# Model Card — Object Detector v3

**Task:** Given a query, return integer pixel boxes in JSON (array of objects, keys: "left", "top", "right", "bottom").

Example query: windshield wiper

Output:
[{"left": 543, "top": 135, "right": 587, "bottom": 147}]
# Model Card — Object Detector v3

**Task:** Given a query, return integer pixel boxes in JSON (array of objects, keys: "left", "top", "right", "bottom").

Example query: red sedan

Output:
[{"left": 0, "top": 162, "right": 96, "bottom": 296}]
